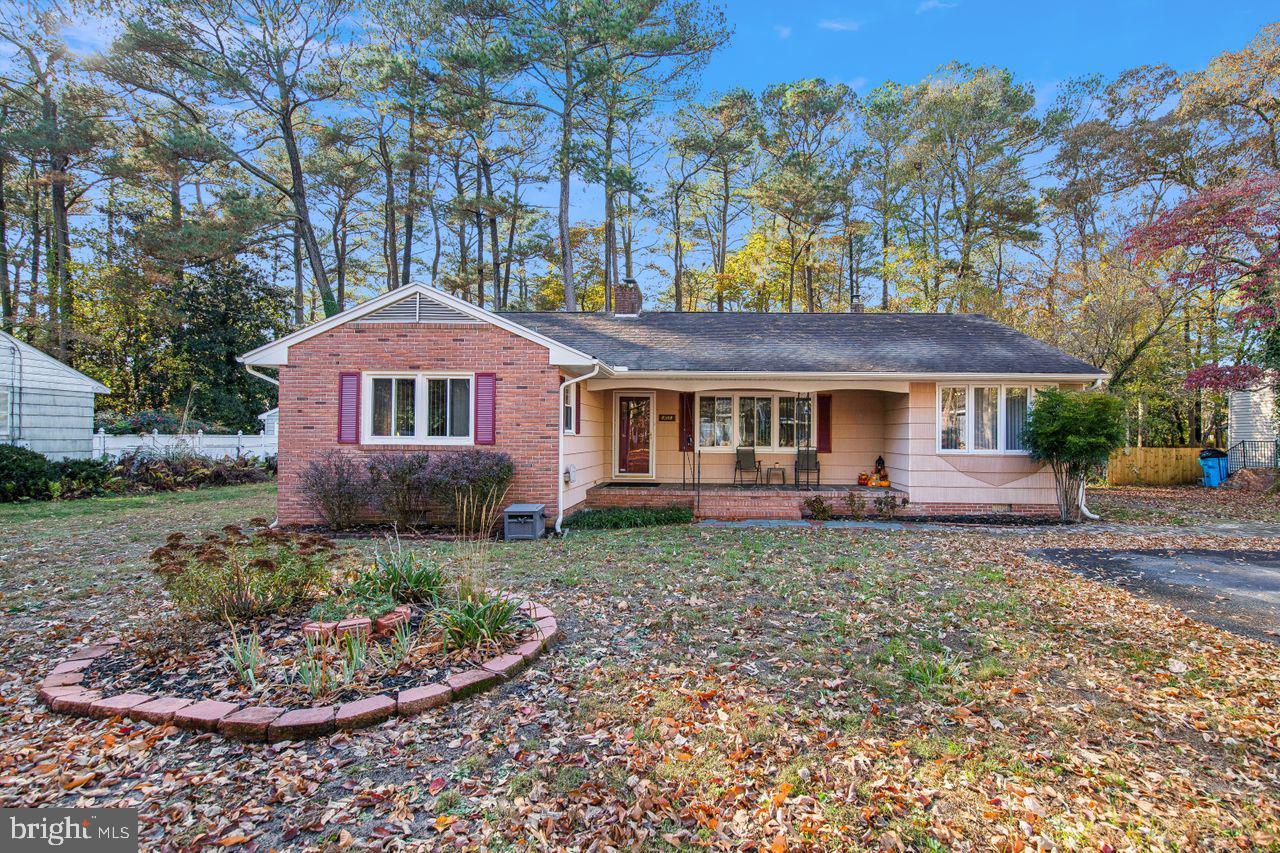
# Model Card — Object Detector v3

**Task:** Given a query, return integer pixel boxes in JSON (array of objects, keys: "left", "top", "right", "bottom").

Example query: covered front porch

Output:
[{"left": 563, "top": 377, "right": 919, "bottom": 520}]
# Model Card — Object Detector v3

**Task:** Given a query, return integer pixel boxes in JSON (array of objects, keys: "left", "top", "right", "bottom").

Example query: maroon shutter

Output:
[
  {"left": 474, "top": 372, "right": 496, "bottom": 445},
  {"left": 337, "top": 372, "right": 359, "bottom": 444},
  {"left": 816, "top": 394, "right": 832, "bottom": 453},
  {"left": 678, "top": 392, "right": 694, "bottom": 452},
  {"left": 574, "top": 384, "right": 582, "bottom": 434}
]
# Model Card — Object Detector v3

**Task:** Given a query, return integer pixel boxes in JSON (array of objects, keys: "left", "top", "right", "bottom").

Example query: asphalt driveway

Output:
[{"left": 1034, "top": 547, "right": 1280, "bottom": 645}]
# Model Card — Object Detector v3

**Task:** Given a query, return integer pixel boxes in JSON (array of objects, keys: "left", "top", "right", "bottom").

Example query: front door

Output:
[{"left": 617, "top": 395, "right": 653, "bottom": 476}]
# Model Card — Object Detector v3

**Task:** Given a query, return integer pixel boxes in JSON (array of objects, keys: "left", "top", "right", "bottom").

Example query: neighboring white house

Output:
[
  {"left": 257, "top": 407, "right": 279, "bottom": 436},
  {"left": 1228, "top": 385, "right": 1277, "bottom": 446},
  {"left": 1, "top": 331, "right": 110, "bottom": 460}
]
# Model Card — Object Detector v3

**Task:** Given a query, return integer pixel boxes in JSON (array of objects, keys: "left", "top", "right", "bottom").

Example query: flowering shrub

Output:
[
  {"left": 149, "top": 523, "right": 337, "bottom": 620},
  {"left": 95, "top": 409, "right": 228, "bottom": 435}
]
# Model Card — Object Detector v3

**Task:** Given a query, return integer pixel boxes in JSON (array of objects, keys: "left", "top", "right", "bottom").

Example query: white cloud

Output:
[
  {"left": 773, "top": 24, "right": 792, "bottom": 39},
  {"left": 916, "top": 0, "right": 957, "bottom": 13},
  {"left": 818, "top": 19, "right": 861, "bottom": 32},
  {"left": 848, "top": 76, "right": 869, "bottom": 91}
]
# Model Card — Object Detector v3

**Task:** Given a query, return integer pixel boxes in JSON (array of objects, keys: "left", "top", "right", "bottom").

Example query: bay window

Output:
[
  {"left": 938, "top": 384, "right": 1051, "bottom": 454},
  {"left": 365, "top": 373, "right": 472, "bottom": 443}
]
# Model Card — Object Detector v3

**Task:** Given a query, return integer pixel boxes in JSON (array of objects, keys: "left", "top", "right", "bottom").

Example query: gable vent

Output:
[{"left": 357, "top": 293, "right": 481, "bottom": 324}]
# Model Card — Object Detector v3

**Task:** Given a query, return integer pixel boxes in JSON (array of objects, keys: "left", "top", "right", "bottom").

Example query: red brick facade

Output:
[{"left": 277, "top": 321, "right": 561, "bottom": 525}]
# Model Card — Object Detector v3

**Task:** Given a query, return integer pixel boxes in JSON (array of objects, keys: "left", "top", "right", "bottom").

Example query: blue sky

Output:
[{"left": 698, "top": 1, "right": 1276, "bottom": 100}]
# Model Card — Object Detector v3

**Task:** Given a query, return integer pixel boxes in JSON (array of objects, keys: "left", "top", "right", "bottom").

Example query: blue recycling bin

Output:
[{"left": 1199, "top": 448, "right": 1229, "bottom": 488}]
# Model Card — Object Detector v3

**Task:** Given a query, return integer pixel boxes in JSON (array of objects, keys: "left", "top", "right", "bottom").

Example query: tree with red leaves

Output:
[{"left": 1127, "top": 174, "right": 1280, "bottom": 397}]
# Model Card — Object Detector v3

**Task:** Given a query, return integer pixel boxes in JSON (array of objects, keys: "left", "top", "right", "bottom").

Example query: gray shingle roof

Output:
[{"left": 497, "top": 311, "right": 1103, "bottom": 375}]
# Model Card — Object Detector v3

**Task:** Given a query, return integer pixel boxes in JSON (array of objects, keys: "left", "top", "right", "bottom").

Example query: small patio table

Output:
[{"left": 764, "top": 465, "right": 786, "bottom": 485}]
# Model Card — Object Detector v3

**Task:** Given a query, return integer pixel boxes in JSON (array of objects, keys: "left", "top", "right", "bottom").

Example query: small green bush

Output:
[
  {"left": 356, "top": 544, "right": 448, "bottom": 605},
  {"left": 149, "top": 524, "right": 337, "bottom": 620},
  {"left": 563, "top": 504, "right": 694, "bottom": 530},
  {"left": 0, "top": 445, "right": 59, "bottom": 501},
  {"left": 801, "top": 494, "right": 834, "bottom": 520},
  {"left": 435, "top": 596, "right": 527, "bottom": 652}
]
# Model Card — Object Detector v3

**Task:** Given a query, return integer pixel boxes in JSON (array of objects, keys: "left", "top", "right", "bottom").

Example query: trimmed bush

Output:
[
  {"left": 564, "top": 504, "right": 694, "bottom": 530},
  {"left": 367, "top": 452, "right": 432, "bottom": 529},
  {"left": 422, "top": 449, "right": 516, "bottom": 535},
  {"left": 1024, "top": 389, "right": 1126, "bottom": 521},
  {"left": 0, "top": 445, "right": 58, "bottom": 501},
  {"left": 300, "top": 451, "right": 375, "bottom": 529}
]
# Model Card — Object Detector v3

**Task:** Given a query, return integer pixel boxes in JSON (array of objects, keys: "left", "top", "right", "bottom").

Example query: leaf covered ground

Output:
[
  {"left": 1090, "top": 484, "right": 1280, "bottom": 525},
  {"left": 0, "top": 484, "right": 1277, "bottom": 850}
]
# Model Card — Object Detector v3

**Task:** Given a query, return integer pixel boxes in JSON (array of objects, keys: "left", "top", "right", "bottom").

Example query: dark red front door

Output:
[{"left": 617, "top": 395, "right": 652, "bottom": 475}]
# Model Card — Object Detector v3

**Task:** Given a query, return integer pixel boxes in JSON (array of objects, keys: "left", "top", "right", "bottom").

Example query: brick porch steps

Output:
[{"left": 584, "top": 483, "right": 908, "bottom": 521}]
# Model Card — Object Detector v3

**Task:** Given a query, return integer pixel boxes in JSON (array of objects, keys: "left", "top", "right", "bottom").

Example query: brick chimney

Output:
[{"left": 613, "top": 278, "right": 643, "bottom": 315}]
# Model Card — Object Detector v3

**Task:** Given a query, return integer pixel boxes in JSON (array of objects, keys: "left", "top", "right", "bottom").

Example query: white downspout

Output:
[
  {"left": 1077, "top": 478, "right": 1099, "bottom": 521},
  {"left": 555, "top": 361, "right": 602, "bottom": 534},
  {"left": 245, "top": 365, "right": 279, "bottom": 387}
]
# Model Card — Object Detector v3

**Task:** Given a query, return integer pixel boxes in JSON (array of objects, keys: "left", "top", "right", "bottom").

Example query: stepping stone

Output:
[
  {"left": 396, "top": 684, "right": 452, "bottom": 715},
  {"left": 173, "top": 700, "right": 242, "bottom": 732},
  {"left": 267, "top": 706, "right": 336, "bottom": 742},
  {"left": 41, "top": 672, "right": 85, "bottom": 688},
  {"left": 335, "top": 695, "right": 395, "bottom": 729}
]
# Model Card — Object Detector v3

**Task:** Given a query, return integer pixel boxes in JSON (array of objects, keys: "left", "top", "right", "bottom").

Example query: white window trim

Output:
[
  {"left": 936, "top": 384, "right": 1054, "bottom": 455},
  {"left": 694, "top": 392, "right": 815, "bottom": 454},
  {"left": 361, "top": 371, "right": 475, "bottom": 446},
  {"left": 562, "top": 383, "right": 578, "bottom": 436}
]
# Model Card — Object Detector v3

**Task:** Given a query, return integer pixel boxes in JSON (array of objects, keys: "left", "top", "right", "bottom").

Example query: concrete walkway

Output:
[{"left": 697, "top": 518, "right": 1280, "bottom": 538}]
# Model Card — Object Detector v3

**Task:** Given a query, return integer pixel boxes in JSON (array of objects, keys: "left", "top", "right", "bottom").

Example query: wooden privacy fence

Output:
[{"left": 1106, "top": 447, "right": 1202, "bottom": 486}]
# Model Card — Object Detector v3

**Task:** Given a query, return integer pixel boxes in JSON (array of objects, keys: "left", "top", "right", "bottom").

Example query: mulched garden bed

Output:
[
  {"left": 38, "top": 600, "right": 560, "bottom": 742},
  {"left": 87, "top": 608, "right": 493, "bottom": 707}
]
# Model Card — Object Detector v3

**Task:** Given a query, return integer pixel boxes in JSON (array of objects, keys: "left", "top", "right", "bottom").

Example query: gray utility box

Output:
[{"left": 503, "top": 503, "right": 546, "bottom": 540}]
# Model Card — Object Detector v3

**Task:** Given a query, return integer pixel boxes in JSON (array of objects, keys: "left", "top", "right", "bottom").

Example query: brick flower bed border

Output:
[{"left": 37, "top": 600, "right": 558, "bottom": 743}]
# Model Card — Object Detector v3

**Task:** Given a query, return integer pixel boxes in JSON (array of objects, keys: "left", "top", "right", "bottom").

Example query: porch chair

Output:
[
  {"left": 794, "top": 449, "right": 820, "bottom": 489},
  {"left": 734, "top": 447, "right": 761, "bottom": 485}
]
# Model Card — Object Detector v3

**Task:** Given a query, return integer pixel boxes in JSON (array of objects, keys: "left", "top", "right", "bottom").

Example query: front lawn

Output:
[{"left": 0, "top": 484, "right": 1276, "bottom": 849}]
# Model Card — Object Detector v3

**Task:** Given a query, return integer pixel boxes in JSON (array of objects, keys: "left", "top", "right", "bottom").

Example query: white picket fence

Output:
[{"left": 93, "top": 428, "right": 278, "bottom": 461}]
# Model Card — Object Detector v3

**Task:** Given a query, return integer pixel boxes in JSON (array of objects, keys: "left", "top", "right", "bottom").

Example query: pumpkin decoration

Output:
[
  {"left": 878, "top": 476, "right": 890, "bottom": 487},
  {"left": 858, "top": 473, "right": 870, "bottom": 486}
]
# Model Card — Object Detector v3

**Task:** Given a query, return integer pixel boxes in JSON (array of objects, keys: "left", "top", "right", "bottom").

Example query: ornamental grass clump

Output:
[
  {"left": 435, "top": 595, "right": 527, "bottom": 653},
  {"left": 149, "top": 523, "right": 337, "bottom": 620}
]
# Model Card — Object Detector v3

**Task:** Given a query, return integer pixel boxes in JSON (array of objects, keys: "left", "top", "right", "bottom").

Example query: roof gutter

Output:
[{"left": 555, "top": 361, "right": 602, "bottom": 535}]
